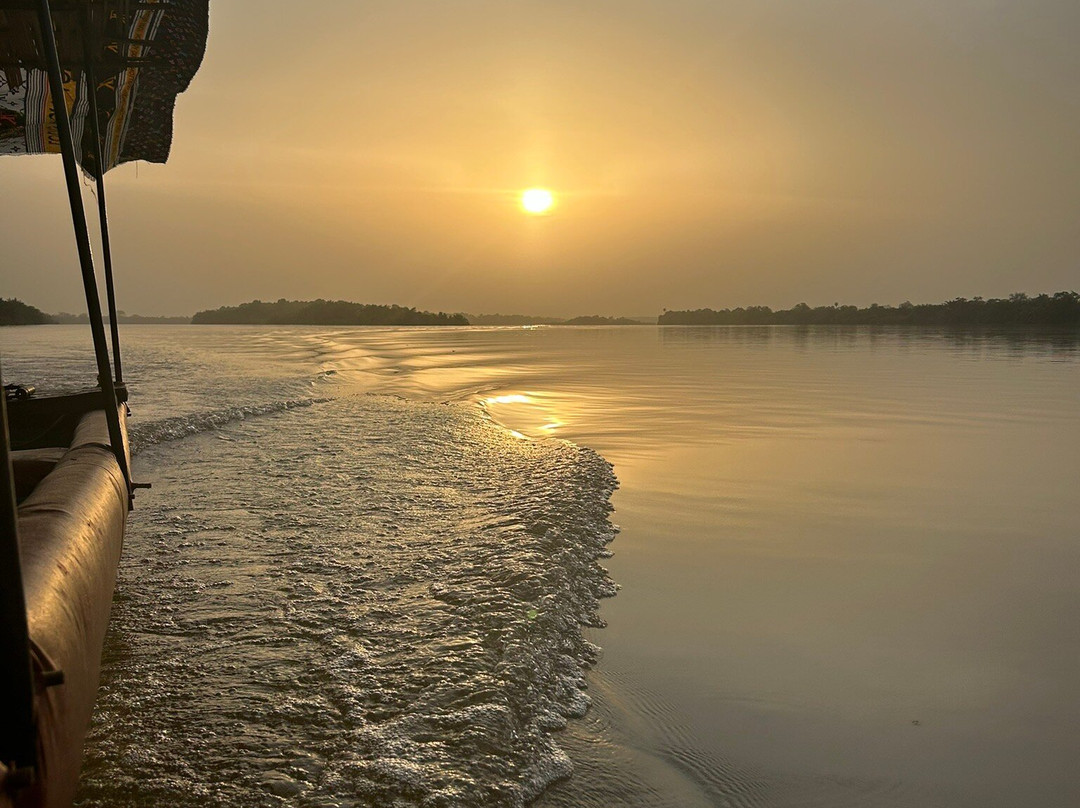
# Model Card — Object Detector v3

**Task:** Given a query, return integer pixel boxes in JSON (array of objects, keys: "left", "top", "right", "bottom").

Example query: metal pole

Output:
[
  {"left": 0, "top": 359, "right": 38, "bottom": 776},
  {"left": 82, "top": 6, "right": 123, "bottom": 385},
  {"left": 36, "top": 0, "right": 131, "bottom": 493}
]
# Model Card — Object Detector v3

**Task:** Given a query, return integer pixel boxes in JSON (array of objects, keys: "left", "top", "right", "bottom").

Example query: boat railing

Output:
[{"left": 1, "top": 1, "right": 147, "bottom": 797}]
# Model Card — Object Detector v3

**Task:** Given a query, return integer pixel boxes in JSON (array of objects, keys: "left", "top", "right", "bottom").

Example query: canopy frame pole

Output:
[
  {"left": 81, "top": 5, "right": 123, "bottom": 385},
  {"left": 36, "top": 0, "right": 131, "bottom": 496},
  {"left": 0, "top": 360, "right": 38, "bottom": 785}
]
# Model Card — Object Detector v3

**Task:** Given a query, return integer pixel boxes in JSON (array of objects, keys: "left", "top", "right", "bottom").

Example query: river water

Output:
[{"left": 3, "top": 324, "right": 1078, "bottom": 807}]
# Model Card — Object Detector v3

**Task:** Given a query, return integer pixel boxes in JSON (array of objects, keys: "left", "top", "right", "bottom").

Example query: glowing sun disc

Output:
[{"left": 521, "top": 188, "right": 554, "bottom": 214}]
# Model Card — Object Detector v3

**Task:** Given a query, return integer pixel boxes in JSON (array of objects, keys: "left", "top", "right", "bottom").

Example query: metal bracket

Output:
[{"left": 29, "top": 638, "right": 65, "bottom": 689}]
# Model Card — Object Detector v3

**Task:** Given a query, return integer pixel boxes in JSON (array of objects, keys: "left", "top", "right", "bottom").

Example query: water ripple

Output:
[{"left": 78, "top": 395, "right": 618, "bottom": 808}]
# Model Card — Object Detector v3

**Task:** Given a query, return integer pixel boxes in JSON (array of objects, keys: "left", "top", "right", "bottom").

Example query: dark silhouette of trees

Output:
[
  {"left": 52, "top": 311, "right": 190, "bottom": 324},
  {"left": 191, "top": 298, "right": 469, "bottom": 326},
  {"left": 0, "top": 298, "right": 54, "bottom": 325},
  {"left": 466, "top": 313, "right": 565, "bottom": 325},
  {"left": 658, "top": 292, "right": 1080, "bottom": 327},
  {"left": 560, "top": 315, "right": 647, "bottom": 325},
  {"left": 466, "top": 314, "right": 647, "bottom": 325}
]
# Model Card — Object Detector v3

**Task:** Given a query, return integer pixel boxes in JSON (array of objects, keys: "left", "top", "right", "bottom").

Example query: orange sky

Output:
[{"left": 2, "top": 0, "right": 1079, "bottom": 316}]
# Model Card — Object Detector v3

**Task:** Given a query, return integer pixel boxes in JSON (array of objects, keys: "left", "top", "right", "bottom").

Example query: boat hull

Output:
[{"left": 4, "top": 408, "right": 128, "bottom": 808}]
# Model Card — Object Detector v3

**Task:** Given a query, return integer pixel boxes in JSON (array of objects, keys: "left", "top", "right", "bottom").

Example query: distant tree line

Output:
[
  {"left": 0, "top": 298, "right": 54, "bottom": 325},
  {"left": 467, "top": 313, "right": 648, "bottom": 325},
  {"left": 191, "top": 298, "right": 469, "bottom": 326},
  {"left": 561, "top": 315, "right": 648, "bottom": 325},
  {"left": 53, "top": 311, "right": 191, "bottom": 324},
  {"left": 659, "top": 292, "right": 1080, "bottom": 327},
  {"left": 466, "top": 313, "right": 565, "bottom": 325}
]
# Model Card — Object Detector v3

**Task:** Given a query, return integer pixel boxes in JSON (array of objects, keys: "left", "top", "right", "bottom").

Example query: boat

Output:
[{"left": 0, "top": 2, "right": 208, "bottom": 805}]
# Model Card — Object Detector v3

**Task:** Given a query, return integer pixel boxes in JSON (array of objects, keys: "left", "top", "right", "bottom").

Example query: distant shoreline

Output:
[
  {"left": 191, "top": 299, "right": 467, "bottom": 326},
  {"left": 660, "top": 292, "right": 1080, "bottom": 327},
  {"left": 190, "top": 301, "right": 654, "bottom": 327},
  {"left": 52, "top": 313, "right": 192, "bottom": 325},
  {"left": 4, "top": 291, "right": 1079, "bottom": 328}
]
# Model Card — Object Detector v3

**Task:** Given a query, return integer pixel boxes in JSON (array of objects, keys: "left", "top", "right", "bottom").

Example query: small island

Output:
[
  {"left": 191, "top": 299, "right": 469, "bottom": 326},
  {"left": 659, "top": 292, "right": 1080, "bottom": 327},
  {"left": 560, "top": 315, "right": 649, "bottom": 326},
  {"left": 466, "top": 314, "right": 565, "bottom": 326},
  {"left": 53, "top": 311, "right": 191, "bottom": 325},
  {"left": 467, "top": 313, "right": 650, "bottom": 326}
]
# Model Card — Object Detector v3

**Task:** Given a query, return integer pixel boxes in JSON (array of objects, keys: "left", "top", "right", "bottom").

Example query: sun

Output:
[{"left": 521, "top": 188, "right": 555, "bottom": 214}]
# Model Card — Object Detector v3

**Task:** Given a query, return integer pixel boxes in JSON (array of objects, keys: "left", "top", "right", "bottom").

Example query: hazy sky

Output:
[{"left": 3, "top": 0, "right": 1078, "bottom": 316}]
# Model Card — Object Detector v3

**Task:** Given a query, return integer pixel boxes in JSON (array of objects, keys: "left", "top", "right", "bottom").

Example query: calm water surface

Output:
[{"left": 3, "top": 324, "right": 1078, "bottom": 807}]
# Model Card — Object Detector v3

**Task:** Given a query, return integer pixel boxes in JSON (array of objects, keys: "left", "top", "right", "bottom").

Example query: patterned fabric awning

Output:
[{"left": 0, "top": 1, "right": 208, "bottom": 177}]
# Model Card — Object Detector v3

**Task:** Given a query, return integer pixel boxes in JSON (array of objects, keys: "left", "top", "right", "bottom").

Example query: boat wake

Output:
[
  {"left": 79, "top": 394, "right": 618, "bottom": 807},
  {"left": 129, "top": 396, "right": 333, "bottom": 454}
]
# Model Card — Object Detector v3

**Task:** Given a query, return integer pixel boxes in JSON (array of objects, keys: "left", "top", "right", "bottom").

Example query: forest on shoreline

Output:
[
  {"left": 6, "top": 292, "right": 1080, "bottom": 328},
  {"left": 192, "top": 299, "right": 468, "bottom": 326},
  {"left": 53, "top": 311, "right": 190, "bottom": 325},
  {"left": 0, "top": 298, "right": 53, "bottom": 326},
  {"left": 192, "top": 301, "right": 645, "bottom": 326},
  {"left": 659, "top": 292, "right": 1080, "bottom": 326}
]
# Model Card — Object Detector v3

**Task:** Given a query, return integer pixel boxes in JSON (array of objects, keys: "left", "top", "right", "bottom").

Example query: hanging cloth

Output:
[{"left": 0, "top": 0, "right": 209, "bottom": 177}]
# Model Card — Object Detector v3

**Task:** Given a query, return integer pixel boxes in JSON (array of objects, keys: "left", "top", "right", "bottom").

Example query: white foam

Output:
[{"left": 80, "top": 395, "right": 619, "bottom": 807}]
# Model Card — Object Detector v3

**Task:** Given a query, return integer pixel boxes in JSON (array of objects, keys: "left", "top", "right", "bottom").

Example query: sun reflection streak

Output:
[{"left": 481, "top": 392, "right": 567, "bottom": 439}]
